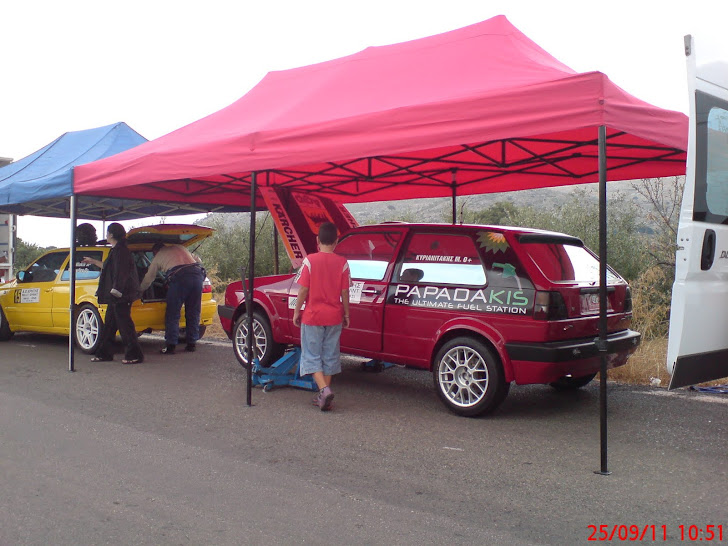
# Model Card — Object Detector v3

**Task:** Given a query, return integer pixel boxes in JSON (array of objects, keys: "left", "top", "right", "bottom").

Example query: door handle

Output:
[
  {"left": 45, "top": 288, "right": 54, "bottom": 293},
  {"left": 701, "top": 229, "right": 716, "bottom": 271},
  {"left": 361, "top": 288, "right": 381, "bottom": 295}
]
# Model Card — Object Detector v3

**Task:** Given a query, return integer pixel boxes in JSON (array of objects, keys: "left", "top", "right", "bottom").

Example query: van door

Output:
[{"left": 667, "top": 36, "right": 728, "bottom": 388}]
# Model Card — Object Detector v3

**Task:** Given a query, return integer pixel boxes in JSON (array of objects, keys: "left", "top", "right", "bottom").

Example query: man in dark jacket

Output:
[{"left": 83, "top": 223, "right": 144, "bottom": 364}]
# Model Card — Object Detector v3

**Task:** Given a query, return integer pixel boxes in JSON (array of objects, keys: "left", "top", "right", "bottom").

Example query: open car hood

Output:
[{"left": 126, "top": 224, "right": 214, "bottom": 247}]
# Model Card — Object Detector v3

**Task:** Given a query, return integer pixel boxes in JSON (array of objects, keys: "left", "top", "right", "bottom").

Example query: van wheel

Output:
[
  {"left": 75, "top": 304, "right": 102, "bottom": 354},
  {"left": 433, "top": 337, "right": 509, "bottom": 417},
  {"left": 550, "top": 373, "right": 597, "bottom": 390},
  {"left": 233, "top": 311, "right": 284, "bottom": 368},
  {"left": 0, "top": 305, "right": 14, "bottom": 341}
]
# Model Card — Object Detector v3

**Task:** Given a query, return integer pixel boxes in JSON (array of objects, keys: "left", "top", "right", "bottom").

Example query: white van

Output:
[{"left": 667, "top": 35, "right": 728, "bottom": 388}]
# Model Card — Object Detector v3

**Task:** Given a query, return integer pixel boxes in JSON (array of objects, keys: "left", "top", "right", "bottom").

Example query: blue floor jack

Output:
[
  {"left": 251, "top": 348, "right": 316, "bottom": 392},
  {"left": 250, "top": 347, "right": 395, "bottom": 392}
]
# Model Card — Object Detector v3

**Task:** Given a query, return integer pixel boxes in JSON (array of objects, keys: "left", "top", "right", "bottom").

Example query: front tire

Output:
[
  {"left": 433, "top": 337, "right": 509, "bottom": 417},
  {"left": 233, "top": 311, "right": 284, "bottom": 368},
  {"left": 0, "top": 305, "right": 14, "bottom": 341},
  {"left": 74, "top": 304, "right": 102, "bottom": 354}
]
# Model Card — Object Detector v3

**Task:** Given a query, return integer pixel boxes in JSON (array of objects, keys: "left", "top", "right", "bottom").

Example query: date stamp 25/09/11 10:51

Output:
[{"left": 587, "top": 524, "right": 724, "bottom": 542}]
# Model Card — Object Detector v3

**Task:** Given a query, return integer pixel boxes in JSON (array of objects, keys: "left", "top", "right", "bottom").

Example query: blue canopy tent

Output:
[
  {"left": 0, "top": 122, "right": 247, "bottom": 220},
  {"left": 0, "top": 121, "right": 252, "bottom": 372}
]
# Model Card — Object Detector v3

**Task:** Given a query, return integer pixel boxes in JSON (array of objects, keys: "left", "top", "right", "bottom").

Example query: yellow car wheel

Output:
[{"left": 75, "top": 304, "right": 102, "bottom": 354}]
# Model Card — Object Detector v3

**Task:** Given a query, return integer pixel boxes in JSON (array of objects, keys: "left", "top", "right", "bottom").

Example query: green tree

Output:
[
  {"left": 452, "top": 199, "right": 519, "bottom": 226},
  {"left": 14, "top": 237, "right": 47, "bottom": 271},
  {"left": 195, "top": 214, "right": 292, "bottom": 290},
  {"left": 502, "top": 188, "right": 648, "bottom": 281},
  {"left": 627, "top": 176, "right": 684, "bottom": 338}
]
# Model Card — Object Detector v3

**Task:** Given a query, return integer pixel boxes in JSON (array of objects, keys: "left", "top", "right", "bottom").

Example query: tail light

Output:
[
  {"left": 624, "top": 286, "right": 632, "bottom": 312},
  {"left": 533, "top": 291, "right": 568, "bottom": 320},
  {"left": 202, "top": 277, "right": 213, "bottom": 294}
]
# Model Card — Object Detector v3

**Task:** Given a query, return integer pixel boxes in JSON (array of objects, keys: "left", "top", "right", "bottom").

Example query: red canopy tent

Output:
[
  {"left": 75, "top": 15, "right": 686, "bottom": 205},
  {"left": 74, "top": 16, "right": 688, "bottom": 472}
]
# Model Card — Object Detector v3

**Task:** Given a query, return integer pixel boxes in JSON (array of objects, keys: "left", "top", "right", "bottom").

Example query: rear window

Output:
[{"left": 522, "top": 243, "right": 619, "bottom": 283}]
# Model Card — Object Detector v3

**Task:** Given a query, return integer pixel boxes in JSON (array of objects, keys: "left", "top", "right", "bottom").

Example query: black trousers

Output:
[{"left": 95, "top": 301, "right": 144, "bottom": 361}]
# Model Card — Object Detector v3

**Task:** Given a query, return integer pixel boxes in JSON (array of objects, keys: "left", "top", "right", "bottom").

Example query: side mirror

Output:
[{"left": 17, "top": 271, "right": 25, "bottom": 282}]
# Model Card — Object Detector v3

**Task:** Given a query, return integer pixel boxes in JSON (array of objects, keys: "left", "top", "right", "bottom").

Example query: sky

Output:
[{"left": 1, "top": 0, "right": 727, "bottom": 247}]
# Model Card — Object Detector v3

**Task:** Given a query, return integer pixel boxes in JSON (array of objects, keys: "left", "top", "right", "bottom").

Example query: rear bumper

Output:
[
  {"left": 505, "top": 329, "right": 641, "bottom": 384},
  {"left": 217, "top": 304, "right": 235, "bottom": 336}
]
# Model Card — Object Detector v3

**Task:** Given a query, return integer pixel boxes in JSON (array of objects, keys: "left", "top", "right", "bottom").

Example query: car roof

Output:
[{"left": 363, "top": 222, "right": 576, "bottom": 239}]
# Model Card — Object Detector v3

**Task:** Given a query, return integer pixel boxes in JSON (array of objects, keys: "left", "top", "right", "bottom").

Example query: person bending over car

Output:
[
  {"left": 83, "top": 223, "right": 144, "bottom": 365},
  {"left": 139, "top": 242, "right": 205, "bottom": 354}
]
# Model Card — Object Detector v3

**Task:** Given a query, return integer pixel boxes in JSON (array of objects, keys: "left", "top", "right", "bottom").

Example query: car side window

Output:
[
  {"left": 61, "top": 251, "right": 104, "bottom": 281},
  {"left": 335, "top": 232, "right": 401, "bottom": 281},
  {"left": 398, "top": 233, "right": 486, "bottom": 286},
  {"left": 25, "top": 251, "right": 69, "bottom": 283}
]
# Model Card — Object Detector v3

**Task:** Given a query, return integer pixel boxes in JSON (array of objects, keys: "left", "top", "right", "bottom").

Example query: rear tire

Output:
[
  {"left": 0, "top": 305, "right": 14, "bottom": 341},
  {"left": 549, "top": 372, "right": 597, "bottom": 390},
  {"left": 74, "top": 304, "right": 102, "bottom": 354},
  {"left": 233, "top": 311, "right": 284, "bottom": 368},
  {"left": 433, "top": 336, "right": 510, "bottom": 417}
]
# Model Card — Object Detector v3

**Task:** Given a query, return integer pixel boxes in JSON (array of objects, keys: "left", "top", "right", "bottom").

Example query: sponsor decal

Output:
[
  {"left": 349, "top": 281, "right": 364, "bottom": 304},
  {"left": 14, "top": 288, "right": 40, "bottom": 304},
  {"left": 389, "top": 284, "right": 532, "bottom": 315},
  {"left": 260, "top": 187, "right": 306, "bottom": 268},
  {"left": 477, "top": 231, "right": 509, "bottom": 253},
  {"left": 336, "top": 205, "right": 359, "bottom": 229},
  {"left": 293, "top": 193, "right": 335, "bottom": 233},
  {"left": 720, "top": 250, "right": 728, "bottom": 259},
  {"left": 413, "top": 254, "right": 474, "bottom": 263}
]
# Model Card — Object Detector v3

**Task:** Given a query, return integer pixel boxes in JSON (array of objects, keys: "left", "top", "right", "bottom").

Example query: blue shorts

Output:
[{"left": 299, "top": 323, "right": 343, "bottom": 376}]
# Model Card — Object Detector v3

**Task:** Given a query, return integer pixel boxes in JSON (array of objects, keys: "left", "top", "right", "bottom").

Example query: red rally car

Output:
[{"left": 218, "top": 223, "right": 640, "bottom": 416}]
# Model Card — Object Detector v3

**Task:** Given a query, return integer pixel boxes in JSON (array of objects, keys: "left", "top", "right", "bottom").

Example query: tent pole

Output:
[
  {"left": 595, "top": 125, "right": 610, "bottom": 475},
  {"left": 451, "top": 169, "right": 457, "bottom": 224},
  {"left": 273, "top": 220, "right": 279, "bottom": 275},
  {"left": 245, "top": 172, "right": 258, "bottom": 406},
  {"left": 68, "top": 195, "right": 78, "bottom": 372}
]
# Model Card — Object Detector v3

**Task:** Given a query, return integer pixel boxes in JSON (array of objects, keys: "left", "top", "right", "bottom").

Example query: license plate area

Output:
[{"left": 580, "top": 292, "right": 612, "bottom": 314}]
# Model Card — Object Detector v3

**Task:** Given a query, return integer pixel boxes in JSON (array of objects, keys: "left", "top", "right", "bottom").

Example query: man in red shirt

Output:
[{"left": 293, "top": 222, "right": 351, "bottom": 411}]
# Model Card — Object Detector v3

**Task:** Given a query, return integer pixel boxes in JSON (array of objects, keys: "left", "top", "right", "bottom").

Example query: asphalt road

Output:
[{"left": 0, "top": 333, "right": 726, "bottom": 545}]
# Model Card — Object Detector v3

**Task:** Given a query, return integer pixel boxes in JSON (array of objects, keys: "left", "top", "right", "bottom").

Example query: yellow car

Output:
[{"left": 0, "top": 224, "right": 216, "bottom": 353}]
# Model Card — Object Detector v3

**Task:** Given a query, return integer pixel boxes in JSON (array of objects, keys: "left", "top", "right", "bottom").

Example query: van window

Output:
[
  {"left": 694, "top": 91, "right": 728, "bottom": 223},
  {"left": 398, "top": 233, "right": 486, "bottom": 286}
]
